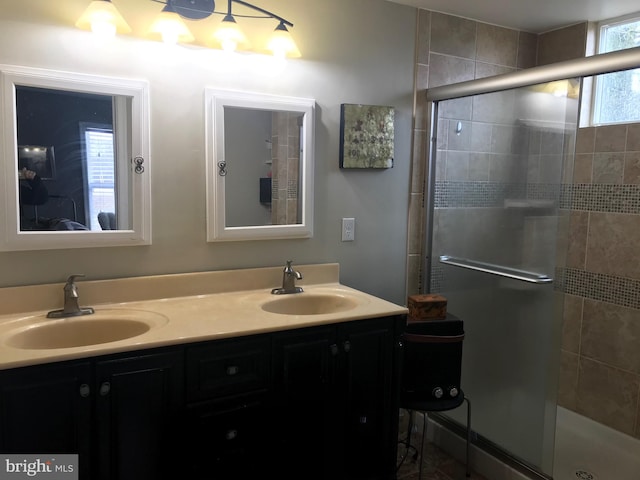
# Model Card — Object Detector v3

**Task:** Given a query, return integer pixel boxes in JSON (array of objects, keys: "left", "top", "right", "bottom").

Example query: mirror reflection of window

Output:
[
  {"left": 15, "top": 86, "right": 116, "bottom": 231},
  {"left": 81, "top": 124, "right": 115, "bottom": 230}
]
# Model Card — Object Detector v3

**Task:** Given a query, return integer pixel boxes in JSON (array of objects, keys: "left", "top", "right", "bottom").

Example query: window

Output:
[
  {"left": 592, "top": 15, "right": 640, "bottom": 125},
  {"left": 82, "top": 125, "right": 115, "bottom": 230}
]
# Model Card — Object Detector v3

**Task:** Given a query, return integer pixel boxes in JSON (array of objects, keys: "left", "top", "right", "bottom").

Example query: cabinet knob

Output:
[
  {"left": 79, "top": 383, "right": 90, "bottom": 397},
  {"left": 99, "top": 382, "right": 111, "bottom": 396},
  {"left": 432, "top": 387, "right": 443, "bottom": 399},
  {"left": 343, "top": 340, "right": 351, "bottom": 353},
  {"left": 329, "top": 344, "right": 338, "bottom": 356},
  {"left": 225, "top": 429, "right": 238, "bottom": 440},
  {"left": 226, "top": 365, "right": 240, "bottom": 376}
]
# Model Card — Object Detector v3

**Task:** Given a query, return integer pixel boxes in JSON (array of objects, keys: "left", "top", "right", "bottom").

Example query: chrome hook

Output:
[{"left": 133, "top": 156, "right": 145, "bottom": 174}]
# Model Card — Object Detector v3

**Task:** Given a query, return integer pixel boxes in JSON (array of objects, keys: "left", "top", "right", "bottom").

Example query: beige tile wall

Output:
[
  {"left": 271, "top": 112, "right": 300, "bottom": 225},
  {"left": 408, "top": 10, "right": 537, "bottom": 295},
  {"left": 559, "top": 123, "right": 640, "bottom": 439}
]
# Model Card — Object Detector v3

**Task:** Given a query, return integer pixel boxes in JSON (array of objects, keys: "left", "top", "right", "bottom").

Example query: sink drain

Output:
[{"left": 575, "top": 469, "right": 597, "bottom": 480}]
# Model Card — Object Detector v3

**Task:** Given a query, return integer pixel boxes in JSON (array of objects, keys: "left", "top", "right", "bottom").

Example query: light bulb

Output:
[
  {"left": 91, "top": 18, "right": 117, "bottom": 37},
  {"left": 148, "top": 8, "right": 194, "bottom": 45},
  {"left": 267, "top": 23, "right": 300, "bottom": 58},
  {"left": 213, "top": 15, "right": 249, "bottom": 52},
  {"left": 76, "top": 0, "right": 131, "bottom": 37}
]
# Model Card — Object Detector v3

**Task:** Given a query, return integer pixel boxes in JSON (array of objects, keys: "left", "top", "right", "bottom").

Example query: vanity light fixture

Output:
[{"left": 76, "top": 0, "right": 301, "bottom": 57}]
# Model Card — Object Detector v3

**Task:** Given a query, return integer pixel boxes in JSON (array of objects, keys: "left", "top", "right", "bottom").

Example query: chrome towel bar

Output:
[{"left": 439, "top": 255, "right": 553, "bottom": 284}]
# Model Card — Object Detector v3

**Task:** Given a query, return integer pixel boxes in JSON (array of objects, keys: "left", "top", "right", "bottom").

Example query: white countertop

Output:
[{"left": 0, "top": 264, "right": 408, "bottom": 370}]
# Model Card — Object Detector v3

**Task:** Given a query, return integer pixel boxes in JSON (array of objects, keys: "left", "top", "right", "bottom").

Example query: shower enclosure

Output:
[{"left": 421, "top": 47, "right": 640, "bottom": 478}]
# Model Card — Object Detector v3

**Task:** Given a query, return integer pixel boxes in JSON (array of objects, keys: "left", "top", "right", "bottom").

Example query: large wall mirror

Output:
[
  {"left": 205, "top": 89, "right": 315, "bottom": 241},
  {"left": 0, "top": 65, "right": 150, "bottom": 251}
]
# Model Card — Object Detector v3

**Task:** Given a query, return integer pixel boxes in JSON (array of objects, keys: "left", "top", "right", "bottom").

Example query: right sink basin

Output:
[{"left": 261, "top": 293, "right": 359, "bottom": 316}]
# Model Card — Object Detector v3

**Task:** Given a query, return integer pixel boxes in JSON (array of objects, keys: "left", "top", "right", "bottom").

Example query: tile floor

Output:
[
  {"left": 396, "top": 411, "right": 487, "bottom": 480},
  {"left": 395, "top": 439, "right": 487, "bottom": 480}
]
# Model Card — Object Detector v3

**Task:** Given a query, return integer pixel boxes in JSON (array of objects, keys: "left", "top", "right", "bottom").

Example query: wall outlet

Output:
[{"left": 342, "top": 218, "right": 355, "bottom": 241}]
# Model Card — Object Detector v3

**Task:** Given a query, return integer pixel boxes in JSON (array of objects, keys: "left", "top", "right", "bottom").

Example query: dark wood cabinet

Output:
[
  {"left": 0, "top": 361, "right": 92, "bottom": 477},
  {"left": 272, "top": 316, "right": 403, "bottom": 480},
  {"left": 95, "top": 350, "right": 184, "bottom": 480},
  {"left": 337, "top": 317, "right": 400, "bottom": 479},
  {"left": 0, "top": 348, "right": 183, "bottom": 480},
  {"left": 0, "top": 315, "right": 403, "bottom": 480},
  {"left": 272, "top": 325, "right": 336, "bottom": 479}
]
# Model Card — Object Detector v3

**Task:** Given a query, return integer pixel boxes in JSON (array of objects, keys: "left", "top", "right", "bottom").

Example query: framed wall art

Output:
[{"left": 339, "top": 104, "right": 394, "bottom": 169}]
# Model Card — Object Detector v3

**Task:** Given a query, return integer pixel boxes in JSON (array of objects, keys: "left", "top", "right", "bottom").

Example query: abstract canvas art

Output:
[{"left": 339, "top": 104, "right": 394, "bottom": 169}]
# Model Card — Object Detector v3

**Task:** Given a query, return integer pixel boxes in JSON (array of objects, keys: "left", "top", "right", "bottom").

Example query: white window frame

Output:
[{"left": 591, "top": 13, "right": 640, "bottom": 126}]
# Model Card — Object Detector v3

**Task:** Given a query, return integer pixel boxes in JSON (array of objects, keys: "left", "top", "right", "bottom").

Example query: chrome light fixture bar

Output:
[{"left": 76, "top": 0, "right": 301, "bottom": 57}]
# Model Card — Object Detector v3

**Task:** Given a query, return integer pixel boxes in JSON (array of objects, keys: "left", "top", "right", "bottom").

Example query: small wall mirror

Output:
[
  {"left": 205, "top": 89, "right": 315, "bottom": 241},
  {"left": 0, "top": 65, "right": 150, "bottom": 251}
]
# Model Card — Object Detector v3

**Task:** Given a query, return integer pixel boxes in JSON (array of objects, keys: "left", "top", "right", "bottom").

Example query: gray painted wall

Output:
[
  {"left": 225, "top": 108, "right": 272, "bottom": 227},
  {"left": 0, "top": 0, "right": 416, "bottom": 306}
]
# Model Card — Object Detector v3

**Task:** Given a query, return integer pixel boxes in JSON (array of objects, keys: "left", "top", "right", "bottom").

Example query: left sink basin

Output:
[{"left": 4, "top": 310, "right": 169, "bottom": 350}]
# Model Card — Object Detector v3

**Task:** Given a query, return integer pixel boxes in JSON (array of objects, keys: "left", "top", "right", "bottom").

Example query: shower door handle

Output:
[{"left": 439, "top": 255, "right": 553, "bottom": 284}]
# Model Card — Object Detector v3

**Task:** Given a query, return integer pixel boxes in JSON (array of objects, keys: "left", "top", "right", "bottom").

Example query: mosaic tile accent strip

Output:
[
  {"left": 287, "top": 180, "right": 298, "bottom": 199},
  {"left": 526, "top": 183, "right": 562, "bottom": 201},
  {"left": 434, "top": 181, "right": 525, "bottom": 208},
  {"left": 559, "top": 184, "right": 573, "bottom": 210},
  {"left": 568, "top": 183, "right": 640, "bottom": 214},
  {"left": 430, "top": 265, "right": 639, "bottom": 311},
  {"left": 429, "top": 263, "right": 444, "bottom": 293},
  {"left": 557, "top": 267, "right": 640, "bottom": 310},
  {"left": 434, "top": 181, "right": 561, "bottom": 208},
  {"left": 434, "top": 182, "right": 640, "bottom": 214}
]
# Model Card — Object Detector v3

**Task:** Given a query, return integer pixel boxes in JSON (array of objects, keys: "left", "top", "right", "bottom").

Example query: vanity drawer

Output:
[
  {"left": 183, "top": 393, "right": 271, "bottom": 477},
  {"left": 186, "top": 336, "right": 271, "bottom": 402}
]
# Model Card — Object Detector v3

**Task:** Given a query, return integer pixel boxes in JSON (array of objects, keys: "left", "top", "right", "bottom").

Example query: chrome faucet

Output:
[
  {"left": 271, "top": 260, "right": 304, "bottom": 295},
  {"left": 47, "top": 274, "right": 95, "bottom": 318}
]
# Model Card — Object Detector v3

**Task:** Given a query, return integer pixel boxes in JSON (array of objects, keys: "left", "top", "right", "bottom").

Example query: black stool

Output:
[{"left": 397, "top": 316, "right": 471, "bottom": 479}]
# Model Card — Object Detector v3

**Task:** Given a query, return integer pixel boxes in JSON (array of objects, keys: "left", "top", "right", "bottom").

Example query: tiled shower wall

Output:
[
  {"left": 559, "top": 123, "right": 640, "bottom": 439},
  {"left": 409, "top": 11, "right": 640, "bottom": 441},
  {"left": 271, "top": 112, "right": 300, "bottom": 224},
  {"left": 408, "top": 10, "right": 538, "bottom": 294}
]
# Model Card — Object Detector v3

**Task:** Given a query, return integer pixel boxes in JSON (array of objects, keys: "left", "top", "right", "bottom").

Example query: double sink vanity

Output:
[{"left": 0, "top": 263, "right": 408, "bottom": 479}]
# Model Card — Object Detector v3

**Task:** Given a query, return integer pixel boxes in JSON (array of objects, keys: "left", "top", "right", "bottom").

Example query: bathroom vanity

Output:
[{"left": 0, "top": 264, "right": 407, "bottom": 480}]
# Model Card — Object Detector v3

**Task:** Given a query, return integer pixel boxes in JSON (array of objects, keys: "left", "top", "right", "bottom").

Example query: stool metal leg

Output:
[
  {"left": 464, "top": 396, "right": 471, "bottom": 478},
  {"left": 418, "top": 412, "right": 427, "bottom": 480},
  {"left": 397, "top": 409, "right": 419, "bottom": 474}
]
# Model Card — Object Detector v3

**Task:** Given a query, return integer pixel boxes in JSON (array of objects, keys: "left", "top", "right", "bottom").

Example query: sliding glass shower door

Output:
[{"left": 426, "top": 79, "right": 580, "bottom": 475}]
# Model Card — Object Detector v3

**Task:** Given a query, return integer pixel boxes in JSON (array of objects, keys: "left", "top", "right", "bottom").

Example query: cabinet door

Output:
[
  {"left": 95, "top": 349, "right": 184, "bottom": 480},
  {"left": 185, "top": 394, "right": 269, "bottom": 478},
  {"left": 337, "top": 317, "right": 400, "bottom": 480},
  {"left": 272, "top": 325, "right": 336, "bottom": 479},
  {"left": 0, "top": 361, "right": 92, "bottom": 477}
]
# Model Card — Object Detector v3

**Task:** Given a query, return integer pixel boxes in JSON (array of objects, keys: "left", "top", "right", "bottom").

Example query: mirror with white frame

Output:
[
  {"left": 0, "top": 65, "right": 151, "bottom": 251},
  {"left": 205, "top": 89, "right": 315, "bottom": 241}
]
